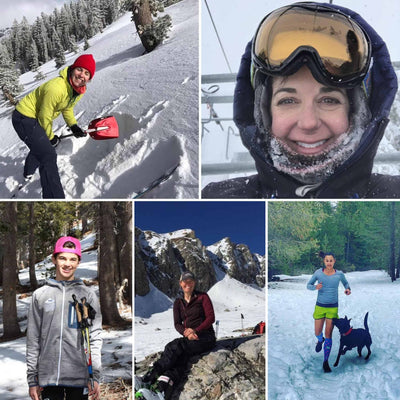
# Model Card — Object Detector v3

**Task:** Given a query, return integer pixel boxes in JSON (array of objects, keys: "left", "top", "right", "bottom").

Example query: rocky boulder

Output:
[{"left": 135, "top": 335, "right": 265, "bottom": 400}]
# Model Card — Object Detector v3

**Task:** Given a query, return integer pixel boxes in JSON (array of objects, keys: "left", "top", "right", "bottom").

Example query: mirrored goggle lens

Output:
[{"left": 253, "top": 5, "right": 370, "bottom": 82}]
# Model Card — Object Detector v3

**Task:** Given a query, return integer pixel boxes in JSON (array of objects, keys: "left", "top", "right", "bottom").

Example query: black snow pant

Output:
[
  {"left": 154, "top": 333, "right": 216, "bottom": 385},
  {"left": 41, "top": 386, "right": 88, "bottom": 400},
  {"left": 12, "top": 109, "right": 65, "bottom": 198}
]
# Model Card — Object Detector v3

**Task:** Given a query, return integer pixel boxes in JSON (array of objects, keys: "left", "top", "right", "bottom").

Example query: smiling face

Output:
[
  {"left": 52, "top": 252, "right": 80, "bottom": 281},
  {"left": 180, "top": 278, "right": 196, "bottom": 296},
  {"left": 70, "top": 67, "right": 91, "bottom": 87},
  {"left": 323, "top": 255, "right": 336, "bottom": 270},
  {"left": 270, "top": 66, "right": 350, "bottom": 157}
]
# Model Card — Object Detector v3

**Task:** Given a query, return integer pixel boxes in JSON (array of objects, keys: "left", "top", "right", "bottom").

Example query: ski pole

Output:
[
  {"left": 72, "top": 295, "right": 94, "bottom": 392},
  {"left": 215, "top": 320, "right": 219, "bottom": 339},
  {"left": 81, "top": 297, "right": 95, "bottom": 392},
  {"left": 72, "top": 294, "right": 82, "bottom": 328},
  {"left": 241, "top": 314, "right": 244, "bottom": 336}
]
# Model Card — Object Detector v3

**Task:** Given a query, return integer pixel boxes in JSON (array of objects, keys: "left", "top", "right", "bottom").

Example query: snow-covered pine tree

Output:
[
  {"left": 18, "top": 17, "right": 33, "bottom": 72},
  {"left": 52, "top": 28, "right": 65, "bottom": 68},
  {"left": 29, "top": 40, "right": 40, "bottom": 71},
  {"left": 132, "top": 0, "right": 172, "bottom": 52},
  {"left": 2, "top": 0, "right": 129, "bottom": 74},
  {"left": 32, "top": 17, "right": 49, "bottom": 65},
  {"left": 0, "top": 43, "right": 22, "bottom": 103},
  {"left": 68, "top": 35, "right": 79, "bottom": 53},
  {"left": 34, "top": 71, "right": 46, "bottom": 82}
]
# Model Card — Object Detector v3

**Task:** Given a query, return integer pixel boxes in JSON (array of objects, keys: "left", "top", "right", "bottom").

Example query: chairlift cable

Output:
[{"left": 204, "top": 0, "right": 232, "bottom": 73}]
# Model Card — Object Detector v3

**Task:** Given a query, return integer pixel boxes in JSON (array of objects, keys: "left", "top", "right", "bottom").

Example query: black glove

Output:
[
  {"left": 50, "top": 135, "right": 60, "bottom": 147},
  {"left": 70, "top": 124, "right": 86, "bottom": 138}
]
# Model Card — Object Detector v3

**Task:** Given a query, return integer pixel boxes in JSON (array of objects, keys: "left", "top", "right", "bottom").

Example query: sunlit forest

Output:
[{"left": 268, "top": 201, "right": 400, "bottom": 280}]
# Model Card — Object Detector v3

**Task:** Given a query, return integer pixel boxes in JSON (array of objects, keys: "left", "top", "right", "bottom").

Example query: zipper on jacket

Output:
[{"left": 56, "top": 284, "right": 66, "bottom": 385}]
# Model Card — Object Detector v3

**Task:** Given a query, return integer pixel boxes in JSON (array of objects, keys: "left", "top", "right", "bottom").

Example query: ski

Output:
[{"left": 133, "top": 162, "right": 180, "bottom": 199}]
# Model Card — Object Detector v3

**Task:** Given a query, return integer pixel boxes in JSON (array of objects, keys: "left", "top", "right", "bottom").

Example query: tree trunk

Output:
[
  {"left": 132, "top": 0, "right": 157, "bottom": 52},
  {"left": 28, "top": 203, "right": 38, "bottom": 290},
  {"left": 98, "top": 202, "right": 124, "bottom": 326},
  {"left": 2, "top": 202, "right": 22, "bottom": 340},
  {"left": 115, "top": 202, "right": 132, "bottom": 306}
]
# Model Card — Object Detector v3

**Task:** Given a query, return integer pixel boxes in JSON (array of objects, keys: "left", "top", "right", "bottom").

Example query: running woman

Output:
[{"left": 307, "top": 252, "right": 351, "bottom": 372}]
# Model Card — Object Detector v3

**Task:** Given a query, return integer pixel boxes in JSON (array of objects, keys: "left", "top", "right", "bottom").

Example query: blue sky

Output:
[{"left": 135, "top": 201, "right": 266, "bottom": 255}]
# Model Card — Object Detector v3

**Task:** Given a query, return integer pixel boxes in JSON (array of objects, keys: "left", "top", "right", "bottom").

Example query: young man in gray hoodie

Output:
[{"left": 27, "top": 237, "right": 102, "bottom": 400}]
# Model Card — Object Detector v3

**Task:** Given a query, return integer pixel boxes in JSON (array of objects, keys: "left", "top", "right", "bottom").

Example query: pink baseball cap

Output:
[{"left": 53, "top": 236, "right": 81, "bottom": 257}]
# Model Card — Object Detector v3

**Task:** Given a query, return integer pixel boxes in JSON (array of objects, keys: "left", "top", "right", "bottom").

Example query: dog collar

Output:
[{"left": 342, "top": 327, "right": 353, "bottom": 336}]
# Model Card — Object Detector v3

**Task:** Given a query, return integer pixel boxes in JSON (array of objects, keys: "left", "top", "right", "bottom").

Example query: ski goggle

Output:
[{"left": 251, "top": 3, "right": 371, "bottom": 88}]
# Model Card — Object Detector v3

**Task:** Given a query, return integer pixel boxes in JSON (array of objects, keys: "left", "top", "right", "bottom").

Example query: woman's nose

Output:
[{"left": 297, "top": 103, "right": 321, "bottom": 131}]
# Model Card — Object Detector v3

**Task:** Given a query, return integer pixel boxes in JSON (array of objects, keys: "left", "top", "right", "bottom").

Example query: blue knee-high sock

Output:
[{"left": 324, "top": 338, "right": 332, "bottom": 362}]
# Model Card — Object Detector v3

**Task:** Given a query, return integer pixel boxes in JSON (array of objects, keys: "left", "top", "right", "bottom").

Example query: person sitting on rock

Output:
[{"left": 139, "top": 271, "right": 216, "bottom": 399}]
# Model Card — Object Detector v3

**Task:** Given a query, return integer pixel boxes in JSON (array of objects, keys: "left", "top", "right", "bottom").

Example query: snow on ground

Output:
[
  {"left": 134, "top": 272, "right": 265, "bottom": 362},
  {"left": 268, "top": 270, "right": 400, "bottom": 400},
  {"left": 0, "top": 0, "right": 199, "bottom": 199},
  {"left": 0, "top": 234, "right": 132, "bottom": 400}
]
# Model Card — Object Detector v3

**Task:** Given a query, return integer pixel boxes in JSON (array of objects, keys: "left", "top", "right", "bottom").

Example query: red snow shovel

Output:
[{"left": 60, "top": 115, "right": 119, "bottom": 140}]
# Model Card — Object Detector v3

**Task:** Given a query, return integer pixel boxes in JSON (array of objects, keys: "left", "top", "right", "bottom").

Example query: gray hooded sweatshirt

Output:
[{"left": 26, "top": 279, "right": 102, "bottom": 388}]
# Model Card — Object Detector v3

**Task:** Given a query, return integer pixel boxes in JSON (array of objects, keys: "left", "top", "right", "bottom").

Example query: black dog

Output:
[{"left": 332, "top": 312, "right": 372, "bottom": 367}]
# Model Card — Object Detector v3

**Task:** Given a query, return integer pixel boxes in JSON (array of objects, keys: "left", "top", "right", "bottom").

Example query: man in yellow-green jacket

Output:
[{"left": 12, "top": 54, "right": 96, "bottom": 198}]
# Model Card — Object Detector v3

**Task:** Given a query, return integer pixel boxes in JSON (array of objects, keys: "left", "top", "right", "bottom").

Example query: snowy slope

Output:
[
  {"left": 0, "top": 234, "right": 132, "bottom": 400},
  {"left": 134, "top": 271, "right": 265, "bottom": 362},
  {"left": 269, "top": 270, "right": 400, "bottom": 400},
  {"left": 0, "top": 0, "right": 199, "bottom": 199}
]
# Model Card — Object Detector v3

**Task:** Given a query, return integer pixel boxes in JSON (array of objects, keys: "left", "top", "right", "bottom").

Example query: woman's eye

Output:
[
  {"left": 276, "top": 97, "right": 297, "bottom": 106},
  {"left": 320, "top": 97, "right": 341, "bottom": 104}
]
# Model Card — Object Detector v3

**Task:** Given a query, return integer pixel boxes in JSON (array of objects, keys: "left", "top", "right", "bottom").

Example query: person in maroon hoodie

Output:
[{"left": 140, "top": 271, "right": 216, "bottom": 399}]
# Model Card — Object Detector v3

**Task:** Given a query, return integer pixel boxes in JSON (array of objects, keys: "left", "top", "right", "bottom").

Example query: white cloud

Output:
[{"left": 0, "top": 0, "right": 69, "bottom": 29}]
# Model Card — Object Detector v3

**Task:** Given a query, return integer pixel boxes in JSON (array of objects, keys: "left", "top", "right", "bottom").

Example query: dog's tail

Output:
[{"left": 364, "top": 312, "right": 369, "bottom": 332}]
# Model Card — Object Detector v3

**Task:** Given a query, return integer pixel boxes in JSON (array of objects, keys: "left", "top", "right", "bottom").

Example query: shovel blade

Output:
[{"left": 87, "top": 116, "right": 119, "bottom": 140}]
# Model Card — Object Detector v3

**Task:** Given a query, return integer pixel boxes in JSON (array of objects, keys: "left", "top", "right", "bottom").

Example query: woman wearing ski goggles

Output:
[
  {"left": 251, "top": 3, "right": 371, "bottom": 89},
  {"left": 202, "top": 2, "right": 400, "bottom": 199}
]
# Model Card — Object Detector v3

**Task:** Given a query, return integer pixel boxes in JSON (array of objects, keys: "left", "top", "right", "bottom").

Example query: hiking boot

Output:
[
  {"left": 156, "top": 376, "right": 174, "bottom": 400},
  {"left": 315, "top": 337, "right": 325, "bottom": 353},
  {"left": 323, "top": 361, "right": 332, "bottom": 373},
  {"left": 142, "top": 368, "right": 159, "bottom": 385}
]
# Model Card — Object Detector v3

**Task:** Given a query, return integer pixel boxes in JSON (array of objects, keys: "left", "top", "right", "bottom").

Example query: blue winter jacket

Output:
[{"left": 202, "top": 3, "right": 400, "bottom": 199}]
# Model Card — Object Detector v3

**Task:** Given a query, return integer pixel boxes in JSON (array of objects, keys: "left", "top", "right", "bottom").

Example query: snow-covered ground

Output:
[
  {"left": 135, "top": 271, "right": 266, "bottom": 362},
  {"left": 0, "top": 234, "right": 132, "bottom": 400},
  {"left": 268, "top": 270, "right": 400, "bottom": 400},
  {"left": 0, "top": 0, "right": 199, "bottom": 199}
]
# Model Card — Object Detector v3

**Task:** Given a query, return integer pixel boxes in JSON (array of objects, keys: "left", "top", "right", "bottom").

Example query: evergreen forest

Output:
[
  {"left": 0, "top": 201, "right": 132, "bottom": 340},
  {"left": 268, "top": 201, "right": 400, "bottom": 280}
]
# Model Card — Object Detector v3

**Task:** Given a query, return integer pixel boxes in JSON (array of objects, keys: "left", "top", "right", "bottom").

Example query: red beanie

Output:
[{"left": 71, "top": 54, "right": 96, "bottom": 79}]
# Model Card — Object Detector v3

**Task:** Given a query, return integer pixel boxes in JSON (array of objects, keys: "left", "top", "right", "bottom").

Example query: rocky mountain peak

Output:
[{"left": 135, "top": 227, "right": 265, "bottom": 299}]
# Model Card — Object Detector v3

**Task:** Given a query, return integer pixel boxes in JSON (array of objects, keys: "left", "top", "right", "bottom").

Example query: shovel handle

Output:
[
  {"left": 59, "top": 126, "right": 110, "bottom": 140},
  {"left": 85, "top": 126, "right": 110, "bottom": 133}
]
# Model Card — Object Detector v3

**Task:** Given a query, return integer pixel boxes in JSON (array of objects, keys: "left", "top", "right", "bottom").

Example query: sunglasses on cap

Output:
[{"left": 251, "top": 2, "right": 371, "bottom": 88}]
